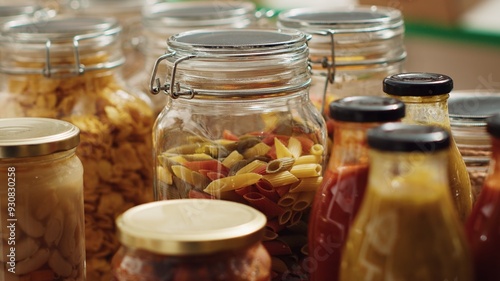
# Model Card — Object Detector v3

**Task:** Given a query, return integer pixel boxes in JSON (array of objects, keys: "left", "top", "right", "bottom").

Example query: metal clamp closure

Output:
[
  {"left": 309, "top": 29, "right": 336, "bottom": 85},
  {"left": 149, "top": 53, "right": 197, "bottom": 99},
  {"left": 42, "top": 38, "right": 84, "bottom": 78}
]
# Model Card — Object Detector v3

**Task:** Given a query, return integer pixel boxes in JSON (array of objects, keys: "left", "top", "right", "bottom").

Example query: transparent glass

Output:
[
  {"left": 340, "top": 149, "right": 473, "bottom": 281},
  {"left": 0, "top": 17, "right": 155, "bottom": 281},
  {"left": 0, "top": 149, "right": 85, "bottom": 280},
  {"left": 111, "top": 242, "right": 271, "bottom": 281},
  {"left": 389, "top": 94, "right": 473, "bottom": 221}
]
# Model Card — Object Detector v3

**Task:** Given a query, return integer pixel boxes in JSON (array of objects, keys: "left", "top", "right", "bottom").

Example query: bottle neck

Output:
[{"left": 390, "top": 94, "right": 450, "bottom": 128}]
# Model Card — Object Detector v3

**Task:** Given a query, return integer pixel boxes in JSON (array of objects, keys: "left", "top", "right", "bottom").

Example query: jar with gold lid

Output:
[
  {"left": 0, "top": 16, "right": 155, "bottom": 281},
  {"left": 277, "top": 5, "right": 406, "bottom": 136},
  {"left": 111, "top": 199, "right": 271, "bottom": 281},
  {"left": 151, "top": 28, "right": 327, "bottom": 280},
  {"left": 0, "top": 117, "right": 85, "bottom": 281}
]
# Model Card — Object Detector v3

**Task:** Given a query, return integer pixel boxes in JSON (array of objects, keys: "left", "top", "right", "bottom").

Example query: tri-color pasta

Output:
[{"left": 155, "top": 129, "right": 325, "bottom": 280}]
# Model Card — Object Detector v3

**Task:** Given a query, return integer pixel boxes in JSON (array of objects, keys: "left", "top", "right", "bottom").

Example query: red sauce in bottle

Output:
[{"left": 308, "top": 164, "right": 369, "bottom": 281}]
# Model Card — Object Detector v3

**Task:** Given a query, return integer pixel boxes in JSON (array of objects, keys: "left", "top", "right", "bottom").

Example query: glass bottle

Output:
[
  {"left": 130, "top": 0, "right": 258, "bottom": 115},
  {"left": 340, "top": 123, "right": 473, "bottom": 281},
  {"left": 0, "top": 117, "right": 85, "bottom": 281},
  {"left": 277, "top": 5, "right": 406, "bottom": 137},
  {"left": 383, "top": 72, "right": 473, "bottom": 222},
  {"left": 308, "top": 96, "right": 405, "bottom": 281},
  {"left": 0, "top": 16, "right": 155, "bottom": 281},
  {"left": 465, "top": 113, "right": 500, "bottom": 281},
  {"left": 111, "top": 199, "right": 271, "bottom": 281},
  {"left": 151, "top": 28, "right": 327, "bottom": 280}
]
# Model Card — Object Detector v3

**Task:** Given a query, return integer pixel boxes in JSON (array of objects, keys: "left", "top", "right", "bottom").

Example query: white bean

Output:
[
  {"left": 44, "top": 209, "right": 64, "bottom": 246},
  {"left": 14, "top": 237, "right": 39, "bottom": 261},
  {"left": 48, "top": 250, "right": 72, "bottom": 278},
  {"left": 15, "top": 248, "right": 50, "bottom": 275},
  {"left": 17, "top": 207, "right": 45, "bottom": 238},
  {"left": 59, "top": 211, "right": 77, "bottom": 259},
  {"left": 35, "top": 191, "right": 59, "bottom": 221}
]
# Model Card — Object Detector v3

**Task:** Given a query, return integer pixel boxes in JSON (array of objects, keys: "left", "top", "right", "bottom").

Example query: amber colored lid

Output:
[
  {"left": 116, "top": 199, "right": 267, "bottom": 256},
  {"left": 0, "top": 117, "right": 80, "bottom": 158}
]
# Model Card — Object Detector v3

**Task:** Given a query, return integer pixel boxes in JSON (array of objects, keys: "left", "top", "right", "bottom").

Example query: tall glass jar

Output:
[
  {"left": 151, "top": 28, "right": 327, "bottom": 280},
  {"left": 465, "top": 113, "right": 500, "bottom": 281},
  {"left": 130, "top": 0, "right": 258, "bottom": 115},
  {"left": 112, "top": 199, "right": 271, "bottom": 281},
  {"left": 340, "top": 123, "right": 473, "bottom": 281},
  {"left": 308, "top": 96, "right": 405, "bottom": 281},
  {"left": 0, "top": 117, "right": 85, "bottom": 281},
  {"left": 277, "top": 5, "right": 406, "bottom": 136},
  {"left": 383, "top": 72, "right": 473, "bottom": 222},
  {"left": 0, "top": 16, "right": 155, "bottom": 281}
]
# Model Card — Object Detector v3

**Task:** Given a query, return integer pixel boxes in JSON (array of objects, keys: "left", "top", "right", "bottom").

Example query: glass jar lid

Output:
[
  {"left": 0, "top": 16, "right": 123, "bottom": 77},
  {"left": 116, "top": 199, "right": 267, "bottom": 255},
  {"left": 62, "top": 0, "right": 144, "bottom": 14},
  {"left": 449, "top": 90, "right": 500, "bottom": 126},
  {"left": 330, "top": 96, "right": 405, "bottom": 122},
  {"left": 0, "top": 117, "right": 80, "bottom": 158},
  {"left": 150, "top": 28, "right": 310, "bottom": 98}
]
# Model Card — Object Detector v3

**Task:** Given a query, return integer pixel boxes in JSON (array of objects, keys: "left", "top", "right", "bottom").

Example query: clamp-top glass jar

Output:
[
  {"left": 0, "top": 117, "right": 85, "bottom": 281},
  {"left": 277, "top": 5, "right": 406, "bottom": 135},
  {"left": 130, "top": 0, "right": 259, "bottom": 115},
  {"left": 0, "top": 16, "right": 155, "bottom": 281},
  {"left": 151, "top": 28, "right": 327, "bottom": 280}
]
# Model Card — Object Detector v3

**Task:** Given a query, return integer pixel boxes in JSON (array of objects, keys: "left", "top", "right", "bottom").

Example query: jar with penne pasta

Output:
[
  {"left": 0, "top": 16, "right": 155, "bottom": 281},
  {"left": 0, "top": 118, "right": 85, "bottom": 281},
  {"left": 151, "top": 28, "right": 327, "bottom": 281}
]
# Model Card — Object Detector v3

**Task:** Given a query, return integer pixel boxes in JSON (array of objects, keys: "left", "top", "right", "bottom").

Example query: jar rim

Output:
[
  {"left": 0, "top": 4, "right": 42, "bottom": 19},
  {"left": 116, "top": 199, "right": 267, "bottom": 255},
  {"left": 449, "top": 89, "right": 500, "bottom": 121},
  {"left": 0, "top": 118, "right": 80, "bottom": 158}
]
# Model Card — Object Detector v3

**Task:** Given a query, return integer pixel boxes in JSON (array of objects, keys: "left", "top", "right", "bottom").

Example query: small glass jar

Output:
[
  {"left": 151, "top": 28, "right": 327, "bottom": 280},
  {"left": 277, "top": 5, "right": 406, "bottom": 136},
  {"left": 448, "top": 90, "right": 500, "bottom": 203},
  {"left": 130, "top": 0, "right": 259, "bottom": 115},
  {"left": 0, "top": 117, "right": 85, "bottom": 281},
  {"left": 0, "top": 16, "right": 155, "bottom": 281},
  {"left": 111, "top": 199, "right": 271, "bottom": 281}
]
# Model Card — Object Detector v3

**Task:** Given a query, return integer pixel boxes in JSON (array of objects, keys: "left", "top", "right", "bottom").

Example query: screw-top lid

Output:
[
  {"left": 486, "top": 113, "right": 500, "bottom": 138},
  {"left": 330, "top": 96, "right": 405, "bottom": 122},
  {"left": 383, "top": 72, "right": 454, "bottom": 96},
  {"left": 0, "top": 118, "right": 80, "bottom": 158},
  {"left": 367, "top": 123, "right": 450, "bottom": 152},
  {"left": 116, "top": 199, "right": 267, "bottom": 256}
]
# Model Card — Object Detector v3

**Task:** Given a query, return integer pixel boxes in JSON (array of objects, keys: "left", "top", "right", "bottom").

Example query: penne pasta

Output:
[
  {"left": 263, "top": 240, "right": 292, "bottom": 256},
  {"left": 165, "top": 143, "right": 201, "bottom": 154},
  {"left": 292, "top": 191, "right": 316, "bottom": 211},
  {"left": 156, "top": 165, "right": 173, "bottom": 185},
  {"left": 222, "top": 150, "right": 244, "bottom": 168},
  {"left": 289, "top": 177, "right": 323, "bottom": 193},
  {"left": 289, "top": 163, "right": 322, "bottom": 178},
  {"left": 236, "top": 159, "right": 268, "bottom": 175},
  {"left": 181, "top": 153, "right": 214, "bottom": 161},
  {"left": 243, "top": 192, "right": 285, "bottom": 219},
  {"left": 278, "top": 192, "right": 299, "bottom": 208},
  {"left": 287, "top": 136, "right": 303, "bottom": 159},
  {"left": 266, "top": 157, "right": 295, "bottom": 173},
  {"left": 274, "top": 137, "right": 293, "bottom": 159},
  {"left": 266, "top": 219, "right": 287, "bottom": 233},
  {"left": 171, "top": 165, "right": 210, "bottom": 188},
  {"left": 290, "top": 211, "right": 303, "bottom": 226},
  {"left": 263, "top": 171, "right": 299, "bottom": 187},
  {"left": 234, "top": 185, "right": 258, "bottom": 197},
  {"left": 164, "top": 154, "right": 188, "bottom": 165},
  {"left": 271, "top": 257, "right": 289, "bottom": 274},
  {"left": 263, "top": 228, "right": 279, "bottom": 241},
  {"left": 278, "top": 208, "right": 293, "bottom": 225},
  {"left": 277, "top": 234, "right": 307, "bottom": 249},
  {"left": 184, "top": 159, "right": 229, "bottom": 175},
  {"left": 243, "top": 142, "right": 271, "bottom": 158},
  {"left": 309, "top": 143, "right": 324, "bottom": 156},
  {"left": 203, "top": 173, "right": 263, "bottom": 194},
  {"left": 294, "top": 154, "right": 322, "bottom": 165},
  {"left": 255, "top": 180, "right": 281, "bottom": 202}
]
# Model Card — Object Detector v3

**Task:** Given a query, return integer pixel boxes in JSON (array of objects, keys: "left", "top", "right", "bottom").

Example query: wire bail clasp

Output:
[
  {"left": 149, "top": 53, "right": 197, "bottom": 99},
  {"left": 42, "top": 37, "right": 85, "bottom": 78}
]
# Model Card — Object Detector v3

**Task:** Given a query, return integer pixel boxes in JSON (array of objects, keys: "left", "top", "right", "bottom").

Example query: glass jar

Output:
[
  {"left": 111, "top": 199, "right": 271, "bottom": 281},
  {"left": 277, "top": 5, "right": 406, "bottom": 136},
  {"left": 130, "top": 0, "right": 259, "bottom": 115},
  {"left": 448, "top": 90, "right": 500, "bottom": 203},
  {"left": 340, "top": 123, "right": 473, "bottom": 281},
  {"left": 308, "top": 96, "right": 405, "bottom": 281},
  {"left": 465, "top": 113, "right": 500, "bottom": 281},
  {"left": 0, "top": 117, "right": 85, "bottom": 281},
  {"left": 151, "top": 28, "right": 327, "bottom": 280},
  {"left": 0, "top": 16, "right": 155, "bottom": 281},
  {"left": 0, "top": 3, "right": 50, "bottom": 24},
  {"left": 383, "top": 72, "right": 473, "bottom": 222}
]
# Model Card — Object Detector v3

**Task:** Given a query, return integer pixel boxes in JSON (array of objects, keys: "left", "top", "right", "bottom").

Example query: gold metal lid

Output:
[
  {"left": 0, "top": 118, "right": 80, "bottom": 158},
  {"left": 116, "top": 199, "right": 267, "bottom": 256}
]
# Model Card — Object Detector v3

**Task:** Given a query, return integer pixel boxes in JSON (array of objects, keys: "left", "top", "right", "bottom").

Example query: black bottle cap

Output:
[
  {"left": 487, "top": 113, "right": 500, "bottom": 138},
  {"left": 329, "top": 96, "right": 405, "bottom": 122},
  {"left": 367, "top": 123, "right": 450, "bottom": 152},
  {"left": 383, "top": 72, "right": 453, "bottom": 96}
]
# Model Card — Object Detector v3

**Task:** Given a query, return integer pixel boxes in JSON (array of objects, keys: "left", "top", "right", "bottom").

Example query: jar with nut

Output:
[
  {"left": 0, "top": 118, "right": 85, "bottom": 281},
  {"left": 0, "top": 16, "right": 155, "bottom": 281}
]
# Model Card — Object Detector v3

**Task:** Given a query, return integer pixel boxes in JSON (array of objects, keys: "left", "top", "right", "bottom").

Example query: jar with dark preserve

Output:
[
  {"left": 129, "top": 0, "right": 258, "bottom": 115},
  {"left": 151, "top": 28, "right": 327, "bottom": 280},
  {"left": 277, "top": 5, "right": 406, "bottom": 136},
  {"left": 383, "top": 72, "right": 473, "bottom": 222},
  {"left": 448, "top": 90, "right": 500, "bottom": 202},
  {"left": 0, "top": 16, "right": 155, "bottom": 281},
  {"left": 340, "top": 123, "right": 473, "bottom": 281},
  {"left": 0, "top": 117, "right": 85, "bottom": 281},
  {"left": 465, "top": 113, "right": 500, "bottom": 281},
  {"left": 308, "top": 96, "right": 405, "bottom": 281},
  {"left": 111, "top": 199, "right": 271, "bottom": 281}
]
